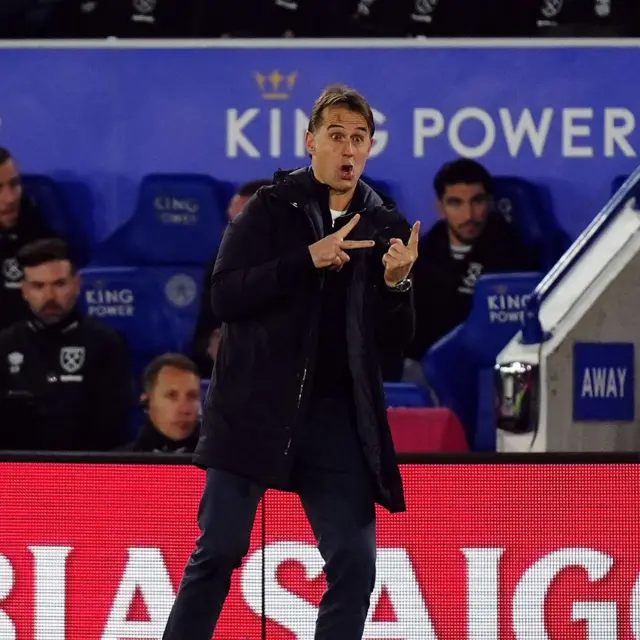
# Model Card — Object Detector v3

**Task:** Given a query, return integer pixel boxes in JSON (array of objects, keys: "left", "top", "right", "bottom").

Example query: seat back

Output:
[
  {"left": 463, "top": 272, "right": 544, "bottom": 366},
  {"left": 91, "top": 174, "right": 231, "bottom": 267},
  {"left": 21, "top": 174, "right": 90, "bottom": 264},
  {"left": 493, "top": 176, "right": 570, "bottom": 270},
  {"left": 424, "top": 325, "right": 475, "bottom": 440},
  {"left": 424, "top": 272, "right": 543, "bottom": 449},
  {"left": 78, "top": 266, "right": 205, "bottom": 376}
]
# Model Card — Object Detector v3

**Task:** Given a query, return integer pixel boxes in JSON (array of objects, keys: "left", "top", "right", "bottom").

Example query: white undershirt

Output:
[
  {"left": 450, "top": 243, "right": 472, "bottom": 260},
  {"left": 330, "top": 209, "right": 347, "bottom": 226}
]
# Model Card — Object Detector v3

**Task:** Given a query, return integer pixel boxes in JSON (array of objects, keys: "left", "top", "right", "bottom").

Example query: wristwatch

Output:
[{"left": 386, "top": 276, "right": 412, "bottom": 293}]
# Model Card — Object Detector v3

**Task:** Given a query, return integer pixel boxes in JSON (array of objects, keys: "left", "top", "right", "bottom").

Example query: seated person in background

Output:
[
  {"left": 190, "top": 178, "right": 271, "bottom": 377},
  {"left": 0, "top": 239, "right": 134, "bottom": 451},
  {"left": 405, "top": 158, "right": 541, "bottom": 363},
  {"left": 123, "top": 353, "right": 201, "bottom": 454},
  {"left": 0, "top": 147, "right": 58, "bottom": 331}
]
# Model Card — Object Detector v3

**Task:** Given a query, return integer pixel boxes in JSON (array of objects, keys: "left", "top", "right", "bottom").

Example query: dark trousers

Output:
[{"left": 162, "top": 397, "right": 376, "bottom": 640}]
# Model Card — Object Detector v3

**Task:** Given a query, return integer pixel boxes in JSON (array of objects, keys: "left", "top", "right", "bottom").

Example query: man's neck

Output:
[
  {"left": 448, "top": 229, "right": 472, "bottom": 249},
  {"left": 310, "top": 165, "right": 356, "bottom": 211},
  {"left": 30, "top": 307, "right": 78, "bottom": 332},
  {"left": 329, "top": 189, "right": 355, "bottom": 212}
]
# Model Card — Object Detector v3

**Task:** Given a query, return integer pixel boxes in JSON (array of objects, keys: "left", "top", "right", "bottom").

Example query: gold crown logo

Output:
[
  {"left": 493, "top": 285, "right": 508, "bottom": 295},
  {"left": 255, "top": 70, "right": 297, "bottom": 100}
]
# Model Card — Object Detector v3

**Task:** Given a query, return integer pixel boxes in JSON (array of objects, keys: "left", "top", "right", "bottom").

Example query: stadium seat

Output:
[
  {"left": 424, "top": 272, "right": 543, "bottom": 451},
  {"left": 78, "top": 265, "right": 205, "bottom": 380},
  {"left": 384, "top": 382, "right": 434, "bottom": 408},
  {"left": 21, "top": 174, "right": 91, "bottom": 265},
  {"left": 89, "top": 174, "right": 233, "bottom": 267},
  {"left": 493, "top": 176, "right": 570, "bottom": 271}
]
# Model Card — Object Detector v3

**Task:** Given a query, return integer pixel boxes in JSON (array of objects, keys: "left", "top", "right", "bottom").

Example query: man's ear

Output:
[{"left": 305, "top": 130, "right": 316, "bottom": 156}]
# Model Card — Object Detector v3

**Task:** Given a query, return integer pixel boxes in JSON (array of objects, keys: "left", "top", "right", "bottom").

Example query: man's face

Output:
[
  {"left": 306, "top": 106, "right": 373, "bottom": 194},
  {"left": 0, "top": 159, "right": 22, "bottom": 229},
  {"left": 147, "top": 366, "right": 201, "bottom": 441},
  {"left": 227, "top": 193, "right": 252, "bottom": 221},
  {"left": 21, "top": 260, "right": 80, "bottom": 325},
  {"left": 438, "top": 182, "right": 491, "bottom": 245}
]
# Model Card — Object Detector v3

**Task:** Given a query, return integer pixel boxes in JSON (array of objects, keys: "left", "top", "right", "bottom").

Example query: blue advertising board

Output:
[
  {"left": 573, "top": 342, "right": 635, "bottom": 421},
  {"left": 0, "top": 41, "right": 639, "bottom": 242}
]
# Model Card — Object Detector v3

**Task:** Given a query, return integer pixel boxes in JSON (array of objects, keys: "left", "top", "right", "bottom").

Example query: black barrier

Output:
[{"left": 2, "top": 450, "right": 640, "bottom": 464}]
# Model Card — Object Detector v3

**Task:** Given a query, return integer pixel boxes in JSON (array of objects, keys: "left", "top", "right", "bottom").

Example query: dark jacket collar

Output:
[
  {"left": 272, "top": 166, "right": 387, "bottom": 213},
  {"left": 132, "top": 418, "right": 200, "bottom": 453},
  {"left": 27, "top": 306, "right": 82, "bottom": 336},
  {"left": 422, "top": 212, "right": 514, "bottom": 256}
]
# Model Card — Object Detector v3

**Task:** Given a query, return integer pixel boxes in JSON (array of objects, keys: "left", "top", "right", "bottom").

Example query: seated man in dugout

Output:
[
  {"left": 405, "top": 158, "right": 541, "bottom": 366},
  {"left": 0, "top": 238, "right": 133, "bottom": 451},
  {"left": 122, "top": 353, "right": 201, "bottom": 454}
]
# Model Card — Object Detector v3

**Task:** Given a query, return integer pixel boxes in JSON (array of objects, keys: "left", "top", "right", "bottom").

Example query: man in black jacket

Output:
[
  {"left": 163, "top": 85, "right": 419, "bottom": 640},
  {"left": 0, "top": 147, "right": 57, "bottom": 331},
  {"left": 406, "top": 158, "right": 541, "bottom": 362},
  {"left": 0, "top": 238, "right": 134, "bottom": 451}
]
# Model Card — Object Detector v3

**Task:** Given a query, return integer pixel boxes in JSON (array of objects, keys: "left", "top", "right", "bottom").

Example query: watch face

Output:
[{"left": 394, "top": 278, "right": 412, "bottom": 292}]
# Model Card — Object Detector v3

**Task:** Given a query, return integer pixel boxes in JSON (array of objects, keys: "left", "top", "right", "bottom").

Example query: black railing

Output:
[{"left": 1, "top": 451, "right": 640, "bottom": 464}]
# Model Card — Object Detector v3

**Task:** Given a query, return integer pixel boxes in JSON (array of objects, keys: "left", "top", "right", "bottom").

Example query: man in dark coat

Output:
[{"left": 162, "top": 85, "right": 420, "bottom": 640}]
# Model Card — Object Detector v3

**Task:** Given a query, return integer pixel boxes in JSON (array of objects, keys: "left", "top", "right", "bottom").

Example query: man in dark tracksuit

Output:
[
  {"left": 0, "top": 238, "right": 134, "bottom": 451},
  {"left": 162, "top": 86, "right": 420, "bottom": 640}
]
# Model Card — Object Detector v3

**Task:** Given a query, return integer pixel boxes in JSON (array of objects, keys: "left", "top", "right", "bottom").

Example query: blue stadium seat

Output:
[
  {"left": 78, "top": 266, "right": 205, "bottom": 380},
  {"left": 90, "top": 174, "right": 231, "bottom": 267},
  {"left": 384, "top": 382, "right": 434, "bottom": 408},
  {"left": 493, "top": 176, "right": 570, "bottom": 271},
  {"left": 21, "top": 174, "right": 90, "bottom": 265},
  {"left": 424, "top": 272, "right": 543, "bottom": 451}
]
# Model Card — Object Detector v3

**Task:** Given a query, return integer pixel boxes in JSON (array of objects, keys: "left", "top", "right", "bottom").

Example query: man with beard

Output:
[
  {"left": 0, "top": 147, "right": 58, "bottom": 332},
  {"left": 405, "top": 158, "right": 541, "bottom": 364},
  {"left": 0, "top": 238, "right": 134, "bottom": 451}
]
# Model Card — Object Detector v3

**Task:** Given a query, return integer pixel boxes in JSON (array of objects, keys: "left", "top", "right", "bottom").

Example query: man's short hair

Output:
[
  {"left": 17, "top": 238, "right": 75, "bottom": 272},
  {"left": 237, "top": 179, "right": 272, "bottom": 198},
  {"left": 0, "top": 147, "right": 13, "bottom": 166},
  {"left": 143, "top": 353, "right": 200, "bottom": 393},
  {"left": 433, "top": 159, "right": 493, "bottom": 199},
  {"left": 308, "top": 85, "right": 375, "bottom": 138}
]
